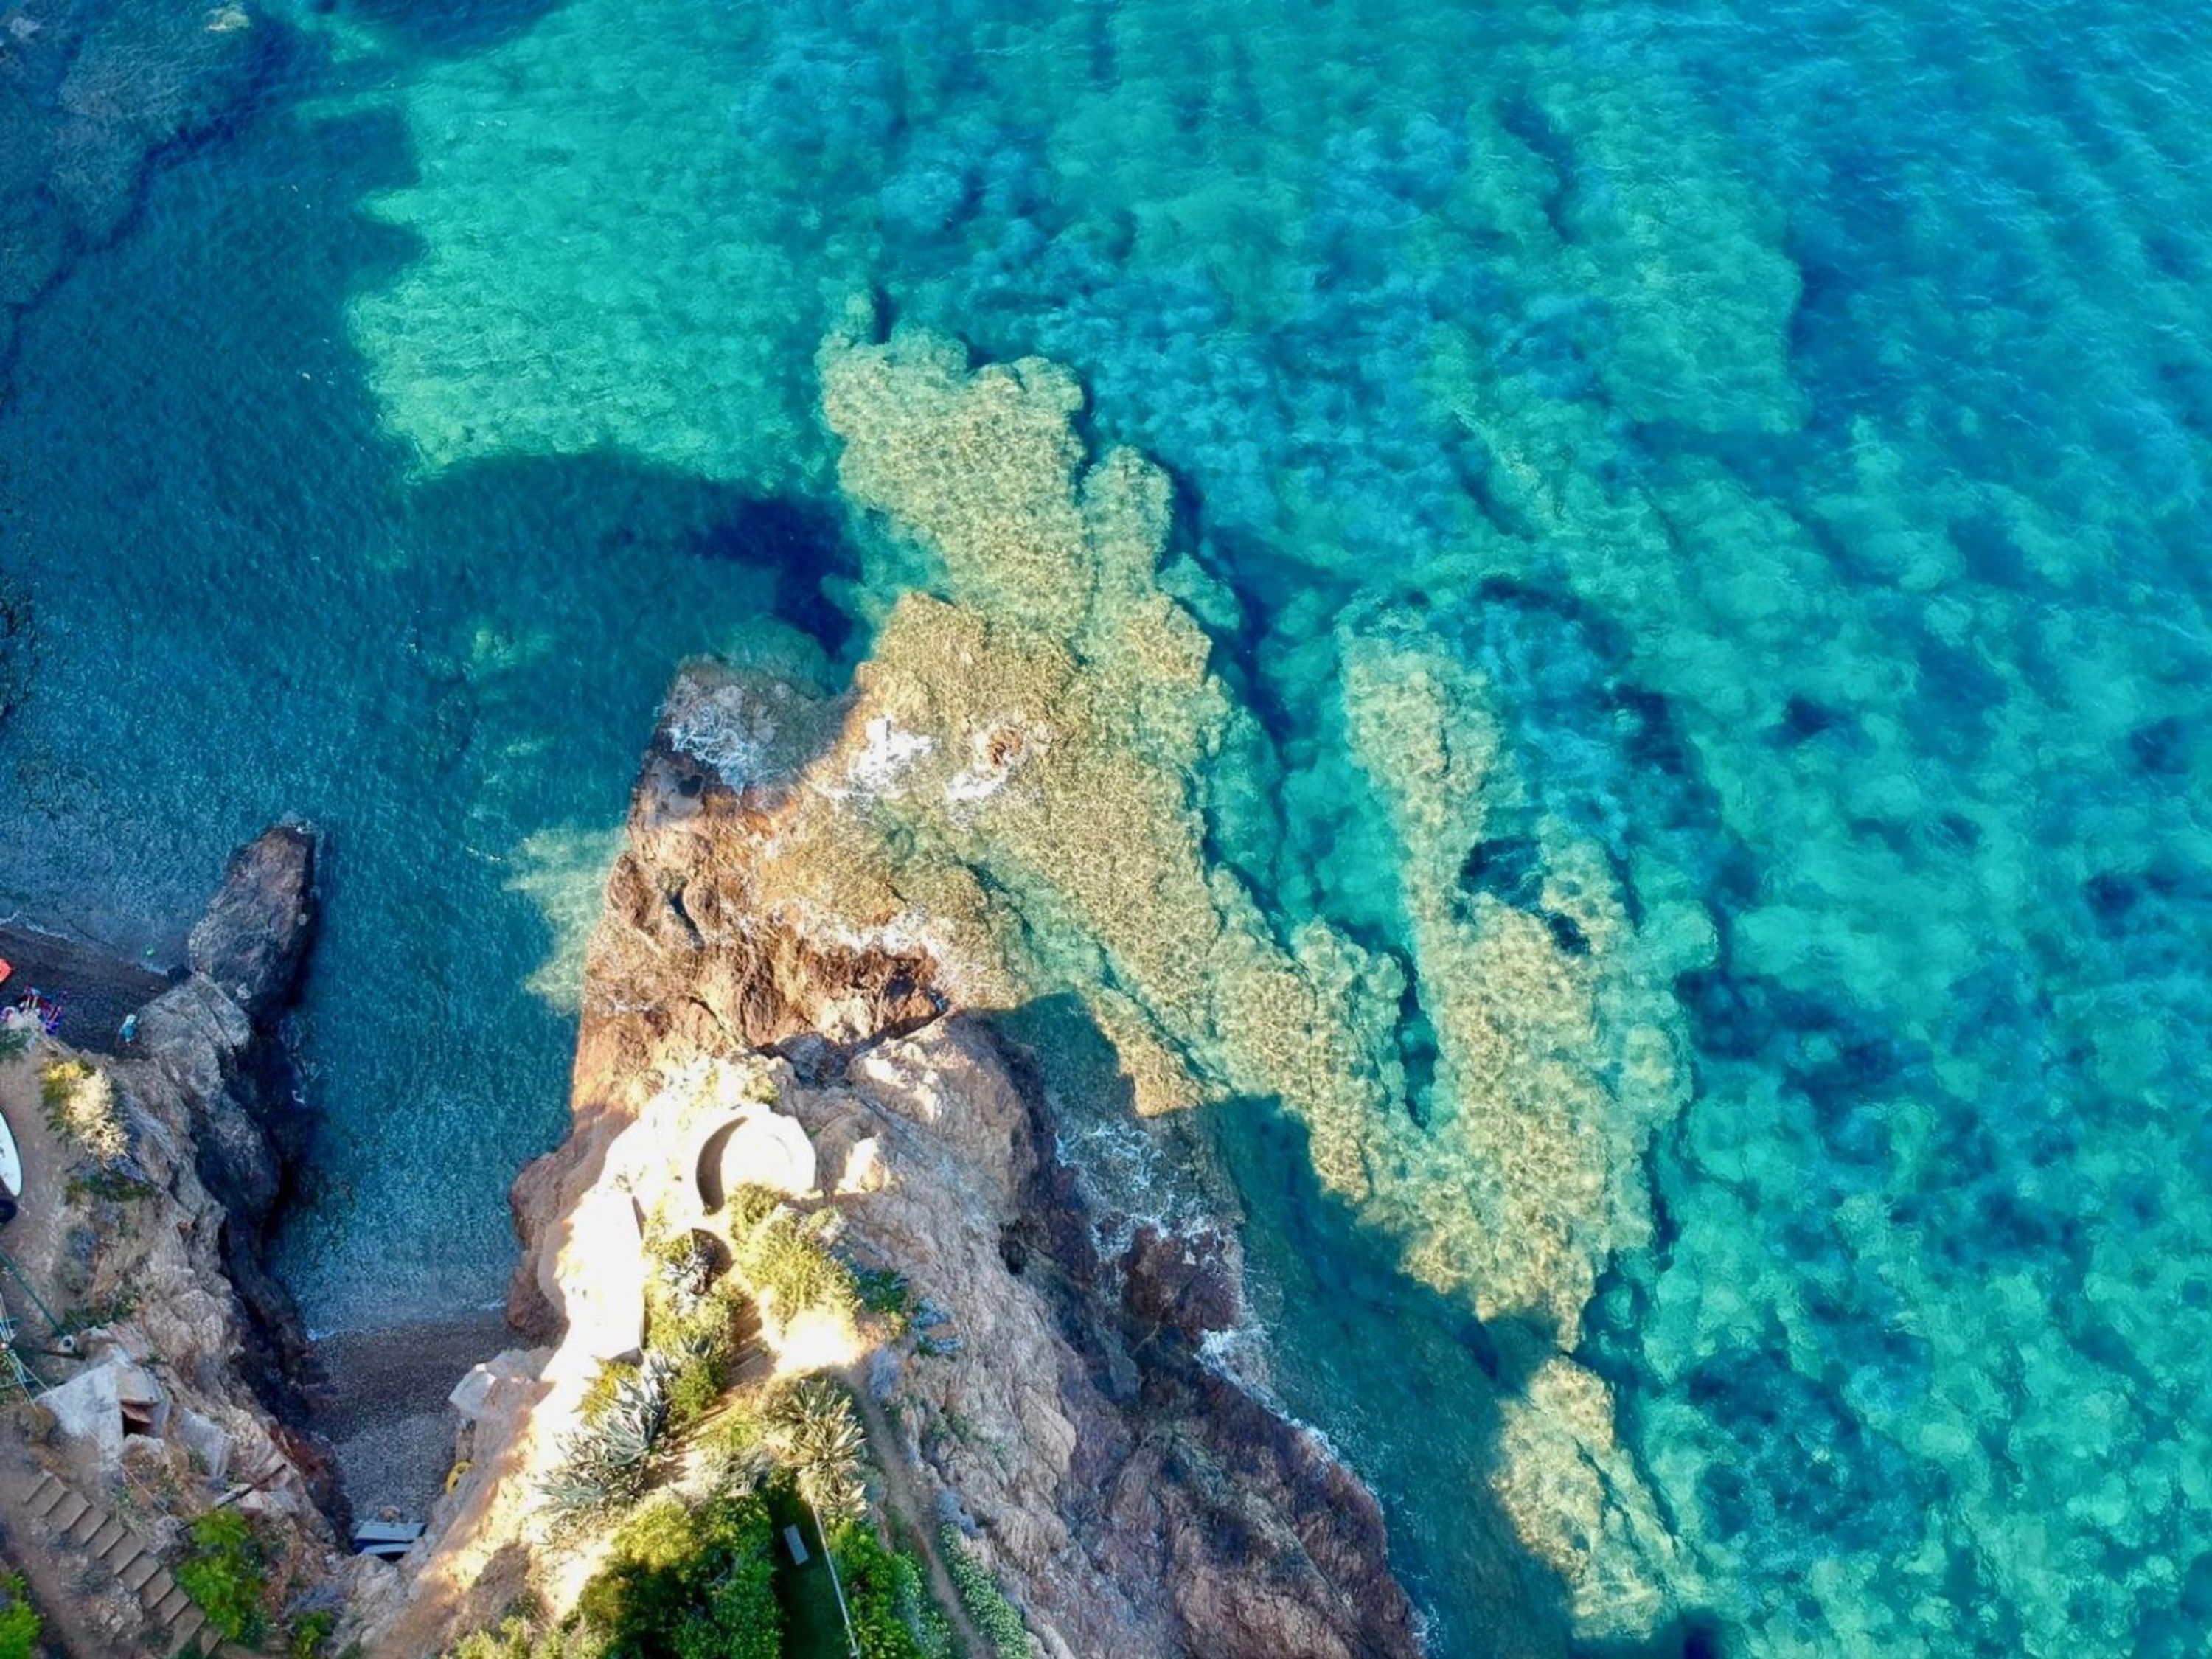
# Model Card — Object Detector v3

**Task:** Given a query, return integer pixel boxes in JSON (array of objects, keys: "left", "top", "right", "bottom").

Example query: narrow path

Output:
[
  {"left": 0, "top": 1447, "right": 247, "bottom": 1657},
  {"left": 841, "top": 1368, "right": 999, "bottom": 1659}
]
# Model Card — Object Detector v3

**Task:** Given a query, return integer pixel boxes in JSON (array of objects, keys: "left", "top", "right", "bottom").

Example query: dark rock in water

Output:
[
  {"left": 134, "top": 824, "right": 327, "bottom": 1433},
  {"left": 1121, "top": 1221, "right": 1242, "bottom": 1341},
  {"left": 136, "top": 975, "right": 279, "bottom": 1213},
  {"left": 188, "top": 823, "right": 319, "bottom": 1023}
]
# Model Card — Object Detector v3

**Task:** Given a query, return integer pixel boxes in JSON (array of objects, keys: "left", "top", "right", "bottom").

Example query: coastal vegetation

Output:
[
  {"left": 476, "top": 1372, "right": 983, "bottom": 1659},
  {"left": 938, "top": 1531, "right": 1029, "bottom": 1659},
  {"left": 543, "top": 1354, "right": 678, "bottom": 1525},
  {"left": 828, "top": 1523, "right": 952, "bottom": 1659},
  {"left": 39, "top": 1057, "right": 126, "bottom": 1167},
  {"left": 173, "top": 1507, "right": 270, "bottom": 1646},
  {"left": 514, "top": 1166, "right": 1006, "bottom": 1659},
  {"left": 725, "top": 1189, "right": 861, "bottom": 1326},
  {"left": 644, "top": 1232, "right": 754, "bottom": 1433},
  {"left": 574, "top": 1489, "right": 782, "bottom": 1659},
  {"left": 0, "top": 1570, "right": 40, "bottom": 1659},
  {"left": 762, "top": 1379, "right": 866, "bottom": 1533}
]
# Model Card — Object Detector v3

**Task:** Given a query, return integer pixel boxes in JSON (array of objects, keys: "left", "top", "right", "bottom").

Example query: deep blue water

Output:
[{"left": 3, "top": 0, "right": 2208, "bottom": 1652}]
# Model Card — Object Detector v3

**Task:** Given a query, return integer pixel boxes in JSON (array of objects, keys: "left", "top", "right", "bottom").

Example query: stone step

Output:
[
  {"left": 164, "top": 1606, "right": 208, "bottom": 1658},
  {"left": 45, "top": 1492, "right": 88, "bottom": 1534},
  {"left": 22, "top": 1472, "right": 67, "bottom": 1517},
  {"left": 68, "top": 1501, "right": 108, "bottom": 1545},
  {"left": 88, "top": 1517, "right": 128, "bottom": 1559},
  {"left": 119, "top": 1553, "right": 159, "bottom": 1595},
  {"left": 150, "top": 1586, "right": 191, "bottom": 1625},
  {"left": 137, "top": 1565, "right": 176, "bottom": 1609}
]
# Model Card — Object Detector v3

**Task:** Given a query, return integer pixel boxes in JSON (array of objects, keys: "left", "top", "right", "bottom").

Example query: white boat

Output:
[{"left": 0, "top": 1107, "right": 21, "bottom": 1199}]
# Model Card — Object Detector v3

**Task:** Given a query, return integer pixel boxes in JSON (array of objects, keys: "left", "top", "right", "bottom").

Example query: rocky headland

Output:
[
  {"left": 0, "top": 825, "right": 351, "bottom": 1654},
  {"left": 362, "top": 689, "right": 1425, "bottom": 1658},
  {"left": 4, "top": 327, "right": 1675, "bottom": 1657}
]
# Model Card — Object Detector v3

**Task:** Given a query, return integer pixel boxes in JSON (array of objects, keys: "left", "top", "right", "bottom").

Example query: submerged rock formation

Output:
[{"left": 0, "top": 0, "right": 271, "bottom": 372}]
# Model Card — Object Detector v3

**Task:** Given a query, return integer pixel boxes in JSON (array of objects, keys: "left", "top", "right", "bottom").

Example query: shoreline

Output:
[
  {"left": 4, "top": 874, "right": 525, "bottom": 1536},
  {"left": 312, "top": 1310, "right": 520, "bottom": 1524},
  {"left": 0, "top": 919, "right": 175, "bottom": 1054}
]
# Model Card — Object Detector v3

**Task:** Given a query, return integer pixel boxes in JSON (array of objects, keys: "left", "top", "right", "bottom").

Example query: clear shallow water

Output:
[{"left": 4, "top": 1, "right": 2209, "bottom": 1654}]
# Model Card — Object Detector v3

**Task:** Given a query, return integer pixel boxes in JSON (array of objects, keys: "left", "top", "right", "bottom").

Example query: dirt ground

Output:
[
  {"left": 0, "top": 1053, "right": 122, "bottom": 1659},
  {"left": 0, "top": 1047, "right": 83, "bottom": 1357}
]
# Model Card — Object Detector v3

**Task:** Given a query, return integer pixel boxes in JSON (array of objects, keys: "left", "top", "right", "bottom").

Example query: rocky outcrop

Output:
[
  {"left": 129, "top": 824, "right": 322, "bottom": 1411},
  {"left": 0, "top": 826, "right": 348, "bottom": 1652},
  {"left": 776, "top": 1019, "right": 1422, "bottom": 1659},
  {"left": 187, "top": 824, "right": 319, "bottom": 1025},
  {"left": 397, "top": 718, "right": 1425, "bottom": 1658}
]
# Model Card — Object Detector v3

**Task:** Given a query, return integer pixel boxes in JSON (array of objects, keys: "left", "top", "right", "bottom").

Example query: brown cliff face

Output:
[
  {"left": 138, "top": 824, "right": 324, "bottom": 1420},
  {"left": 503, "top": 723, "right": 1425, "bottom": 1659},
  {"left": 0, "top": 827, "right": 348, "bottom": 1655}
]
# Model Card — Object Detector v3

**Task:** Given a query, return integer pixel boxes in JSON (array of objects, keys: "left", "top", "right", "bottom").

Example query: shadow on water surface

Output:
[
  {"left": 307, "top": 0, "right": 576, "bottom": 59},
  {"left": 1196, "top": 1093, "right": 1722, "bottom": 1659},
  {"left": 0, "top": 4, "right": 867, "bottom": 1323}
]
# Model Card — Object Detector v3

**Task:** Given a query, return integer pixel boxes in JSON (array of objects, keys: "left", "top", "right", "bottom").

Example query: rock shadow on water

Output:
[
  {"left": 398, "top": 452, "right": 872, "bottom": 670},
  {"left": 310, "top": 0, "right": 577, "bottom": 60},
  {"left": 1205, "top": 1091, "right": 1695, "bottom": 1659}
]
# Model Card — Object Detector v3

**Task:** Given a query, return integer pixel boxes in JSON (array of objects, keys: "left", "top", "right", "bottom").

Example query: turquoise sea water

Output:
[{"left": 4, "top": 0, "right": 2209, "bottom": 1653}]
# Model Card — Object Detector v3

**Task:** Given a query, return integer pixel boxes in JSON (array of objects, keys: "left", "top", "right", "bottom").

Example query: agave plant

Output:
[
  {"left": 768, "top": 1377, "right": 868, "bottom": 1529},
  {"left": 653, "top": 1231, "right": 718, "bottom": 1315},
  {"left": 541, "top": 1352, "right": 676, "bottom": 1521}
]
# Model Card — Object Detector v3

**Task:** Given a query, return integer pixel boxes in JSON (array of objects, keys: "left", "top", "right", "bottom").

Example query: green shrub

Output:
[
  {"left": 0, "top": 1027, "right": 29, "bottom": 1063},
  {"left": 724, "top": 1184, "right": 782, "bottom": 1233},
  {"left": 888, "top": 1548, "right": 953, "bottom": 1659},
  {"left": 853, "top": 1267, "right": 915, "bottom": 1335},
  {"left": 940, "top": 1529, "right": 1032, "bottom": 1658},
  {"left": 175, "top": 1509, "right": 268, "bottom": 1645},
  {"left": 288, "top": 1608, "right": 338, "bottom": 1658},
  {"left": 441, "top": 1615, "right": 589, "bottom": 1659},
  {"left": 730, "top": 1205, "right": 859, "bottom": 1322},
  {"left": 664, "top": 1344, "right": 726, "bottom": 1430},
  {"left": 641, "top": 1228, "right": 752, "bottom": 1433},
  {"left": 66, "top": 1169, "right": 154, "bottom": 1203},
  {"left": 443, "top": 1618, "right": 538, "bottom": 1659},
  {"left": 0, "top": 1571, "right": 41, "bottom": 1659},
  {"left": 830, "top": 1526, "right": 950, "bottom": 1659},
  {"left": 574, "top": 1489, "right": 781, "bottom": 1659},
  {"left": 765, "top": 1379, "right": 866, "bottom": 1529}
]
